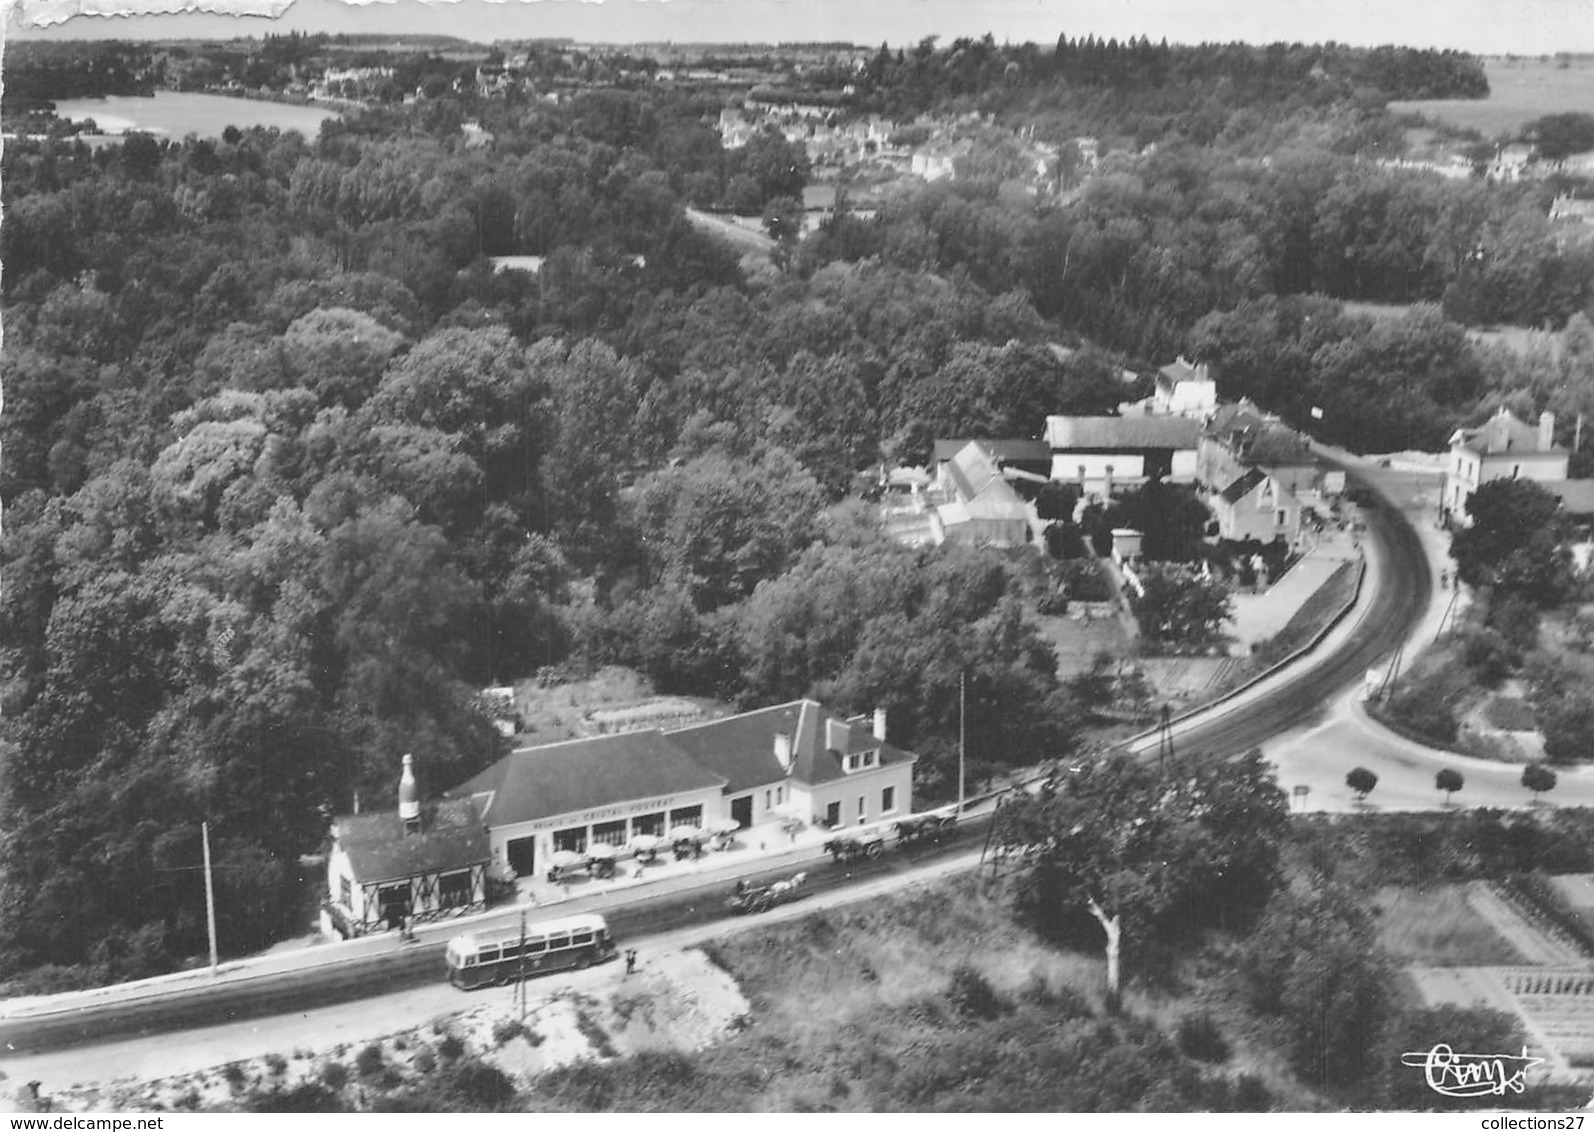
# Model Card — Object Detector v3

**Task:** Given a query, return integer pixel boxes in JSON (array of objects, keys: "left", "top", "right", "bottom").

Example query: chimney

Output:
[
  {"left": 873, "top": 707, "right": 888, "bottom": 742},
  {"left": 1540, "top": 410, "right": 1556, "bottom": 450},
  {"left": 774, "top": 732, "right": 794, "bottom": 773},
  {"left": 399, "top": 754, "right": 420, "bottom": 833},
  {"left": 826, "top": 717, "right": 850, "bottom": 754}
]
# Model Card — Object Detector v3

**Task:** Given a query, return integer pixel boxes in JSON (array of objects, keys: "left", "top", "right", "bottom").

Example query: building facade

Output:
[
  {"left": 447, "top": 700, "right": 918, "bottom": 880},
  {"left": 1444, "top": 408, "right": 1569, "bottom": 523},
  {"left": 323, "top": 755, "right": 492, "bottom": 938}
]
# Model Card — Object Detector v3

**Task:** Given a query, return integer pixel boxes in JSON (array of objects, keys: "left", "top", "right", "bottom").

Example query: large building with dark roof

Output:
[
  {"left": 1043, "top": 414, "right": 1202, "bottom": 496},
  {"left": 448, "top": 731, "right": 728, "bottom": 877},
  {"left": 446, "top": 700, "right": 916, "bottom": 882}
]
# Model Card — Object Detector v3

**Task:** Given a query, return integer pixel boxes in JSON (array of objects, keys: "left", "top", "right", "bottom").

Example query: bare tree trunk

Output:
[{"left": 1087, "top": 896, "right": 1122, "bottom": 996}]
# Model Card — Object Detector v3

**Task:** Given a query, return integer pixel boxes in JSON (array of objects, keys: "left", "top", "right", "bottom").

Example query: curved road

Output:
[
  {"left": 0, "top": 453, "right": 1472, "bottom": 1068},
  {"left": 1125, "top": 454, "right": 1430, "bottom": 762}
]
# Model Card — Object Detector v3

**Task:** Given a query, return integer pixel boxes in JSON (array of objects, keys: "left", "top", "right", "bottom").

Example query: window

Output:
[
  {"left": 523, "top": 936, "right": 546, "bottom": 955},
  {"left": 592, "top": 820, "right": 626, "bottom": 848},
  {"left": 846, "top": 752, "right": 862, "bottom": 771},
  {"left": 631, "top": 812, "right": 665, "bottom": 838},
  {"left": 571, "top": 930, "right": 593, "bottom": 947},
  {"left": 553, "top": 828, "right": 587, "bottom": 854},
  {"left": 864, "top": 750, "right": 877, "bottom": 768},
  {"left": 339, "top": 876, "right": 352, "bottom": 909},
  {"left": 765, "top": 789, "right": 772, "bottom": 809},
  {"left": 857, "top": 796, "right": 866, "bottom": 820},
  {"left": 882, "top": 786, "right": 896, "bottom": 813},
  {"left": 546, "top": 932, "right": 571, "bottom": 951},
  {"left": 1276, "top": 509, "right": 1288, "bottom": 527},
  {"left": 669, "top": 805, "right": 702, "bottom": 827},
  {"left": 439, "top": 869, "right": 473, "bottom": 910}
]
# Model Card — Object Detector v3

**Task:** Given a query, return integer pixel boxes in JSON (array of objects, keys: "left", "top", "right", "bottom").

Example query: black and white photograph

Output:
[{"left": 5, "top": 0, "right": 1594, "bottom": 1115}]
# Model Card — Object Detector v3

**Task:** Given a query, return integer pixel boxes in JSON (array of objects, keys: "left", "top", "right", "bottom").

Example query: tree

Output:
[
  {"left": 1435, "top": 767, "right": 1464, "bottom": 805},
  {"left": 1451, "top": 478, "right": 1573, "bottom": 607},
  {"left": 1346, "top": 766, "right": 1378, "bottom": 801},
  {"left": 998, "top": 750, "right": 1288, "bottom": 996},
  {"left": 1522, "top": 761, "right": 1558, "bottom": 801},
  {"left": 1126, "top": 563, "right": 1232, "bottom": 648},
  {"left": 1536, "top": 691, "right": 1594, "bottom": 767}
]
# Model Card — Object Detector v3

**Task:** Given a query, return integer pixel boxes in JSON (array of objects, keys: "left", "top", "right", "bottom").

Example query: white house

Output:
[{"left": 1444, "top": 408, "right": 1569, "bottom": 523}]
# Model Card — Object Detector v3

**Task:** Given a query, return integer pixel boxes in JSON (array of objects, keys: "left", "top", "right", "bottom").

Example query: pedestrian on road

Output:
[{"left": 625, "top": 949, "right": 638, "bottom": 976}]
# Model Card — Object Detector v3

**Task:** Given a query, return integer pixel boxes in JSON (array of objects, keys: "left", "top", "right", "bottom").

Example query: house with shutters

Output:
[{"left": 322, "top": 754, "right": 492, "bottom": 939}]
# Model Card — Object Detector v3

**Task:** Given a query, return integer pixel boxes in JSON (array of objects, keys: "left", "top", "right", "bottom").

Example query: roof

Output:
[
  {"left": 1547, "top": 480, "right": 1594, "bottom": 516},
  {"left": 1156, "top": 356, "right": 1210, "bottom": 390},
  {"left": 1452, "top": 409, "right": 1565, "bottom": 458},
  {"left": 334, "top": 798, "right": 489, "bottom": 885},
  {"left": 1204, "top": 402, "right": 1315, "bottom": 465},
  {"left": 933, "top": 438, "right": 1052, "bottom": 467},
  {"left": 1218, "top": 467, "right": 1269, "bottom": 505},
  {"left": 1044, "top": 415, "right": 1203, "bottom": 451},
  {"left": 942, "top": 442, "right": 1004, "bottom": 500},
  {"left": 666, "top": 699, "right": 917, "bottom": 794},
  {"left": 448, "top": 731, "right": 728, "bottom": 827}
]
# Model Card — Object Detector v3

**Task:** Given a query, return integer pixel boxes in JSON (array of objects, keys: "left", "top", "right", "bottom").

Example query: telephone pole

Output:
[
  {"left": 958, "top": 670, "right": 967, "bottom": 816},
  {"left": 202, "top": 821, "right": 219, "bottom": 976}
]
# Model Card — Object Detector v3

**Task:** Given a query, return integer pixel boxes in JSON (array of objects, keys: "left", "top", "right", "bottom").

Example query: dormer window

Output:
[{"left": 845, "top": 749, "right": 879, "bottom": 772}]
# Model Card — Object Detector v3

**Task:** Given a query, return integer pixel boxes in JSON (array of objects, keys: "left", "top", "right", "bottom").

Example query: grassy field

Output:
[
  {"left": 1389, "top": 57, "right": 1594, "bottom": 137},
  {"left": 1373, "top": 885, "right": 1526, "bottom": 966},
  {"left": 528, "top": 874, "right": 1291, "bottom": 1111}
]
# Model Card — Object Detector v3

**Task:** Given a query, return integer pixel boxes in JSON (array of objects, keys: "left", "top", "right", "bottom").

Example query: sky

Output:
[{"left": 8, "top": 0, "right": 1594, "bottom": 53}]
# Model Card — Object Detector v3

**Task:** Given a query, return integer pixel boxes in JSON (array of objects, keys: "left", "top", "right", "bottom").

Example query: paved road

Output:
[{"left": 1123, "top": 450, "right": 1430, "bottom": 765}]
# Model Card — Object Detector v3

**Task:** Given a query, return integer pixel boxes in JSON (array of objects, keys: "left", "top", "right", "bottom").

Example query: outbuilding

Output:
[{"left": 322, "top": 755, "right": 491, "bottom": 938}]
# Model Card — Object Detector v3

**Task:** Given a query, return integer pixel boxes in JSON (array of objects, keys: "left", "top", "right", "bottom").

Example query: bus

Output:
[{"left": 445, "top": 913, "right": 616, "bottom": 990}]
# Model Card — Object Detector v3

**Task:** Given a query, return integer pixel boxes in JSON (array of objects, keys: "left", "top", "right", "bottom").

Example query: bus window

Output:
[
  {"left": 546, "top": 933, "right": 571, "bottom": 951},
  {"left": 478, "top": 947, "right": 501, "bottom": 964},
  {"left": 571, "top": 931, "right": 593, "bottom": 946},
  {"left": 524, "top": 936, "right": 547, "bottom": 955}
]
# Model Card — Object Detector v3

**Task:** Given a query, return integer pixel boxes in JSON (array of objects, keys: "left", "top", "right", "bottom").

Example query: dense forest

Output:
[{"left": 6, "top": 35, "right": 1594, "bottom": 989}]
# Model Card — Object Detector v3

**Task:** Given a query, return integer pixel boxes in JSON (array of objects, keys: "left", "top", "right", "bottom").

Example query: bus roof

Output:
[{"left": 450, "top": 912, "right": 608, "bottom": 952}]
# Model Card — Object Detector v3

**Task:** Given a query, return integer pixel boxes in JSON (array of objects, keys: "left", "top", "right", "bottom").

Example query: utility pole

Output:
[
  {"left": 202, "top": 821, "right": 218, "bottom": 976},
  {"left": 958, "top": 669, "right": 967, "bottom": 816},
  {"left": 516, "top": 908, "right": 527, "bottom": 1020}
]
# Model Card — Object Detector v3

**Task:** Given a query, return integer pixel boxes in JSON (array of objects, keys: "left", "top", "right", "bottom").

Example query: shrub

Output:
[
  {"left": 222, "top": 1063, "right": 248, "bottom": 1093},
  {"left": 413, "top": 1047, "right": 436, "bottom": 1074},
  {"left": 1174, "top": 1012, "right": 1230, "bottom": 1063},
  {"left": 246, "top": 1082, "right": 346, "bottom": 1113},
  {"left": 946, "top": 962, "right": 1006, "bottom": 1020},
  {"left": 1347, "top": 766, "right": 1378, "bottom": 800},
  {"left": 1386, "top": 686, "right": 1459, "bottom": 744},
  {"left": 264, "top": 1052, "right": 287, "bottom": 1077},
  {"left": 492, "top": 1018, "right": 527, "bottom": 1046},
  {"left": 1436, "top": 768, "right": 1464, "bottom": 803},
  {"left": 354, "top": 1043, "right": 384, "bottom": 1079},
  {"left": 1457, "top": 625, "right": 1520, "bottom": 687},
  {"left": 320, "top": 1061, "right": 348, "bottom": 1090},
  {"left": 437, "top": 1033, "right": 465, "bottom": 1061},
  {"left": 1540, "top": 693, "right": 1594, "bottom": 765}
]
